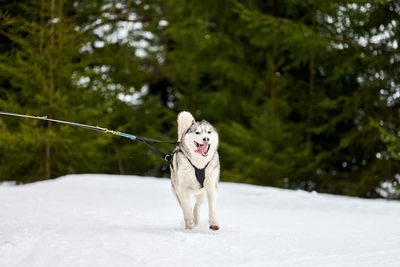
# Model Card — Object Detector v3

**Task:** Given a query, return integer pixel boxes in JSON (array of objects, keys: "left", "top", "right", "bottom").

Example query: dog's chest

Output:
[
  {"left": 181, "top": 161, "right": 204, "bottom": 185},
  {"left": 175, "top": 156, "right": 208, "bottom": 187}
]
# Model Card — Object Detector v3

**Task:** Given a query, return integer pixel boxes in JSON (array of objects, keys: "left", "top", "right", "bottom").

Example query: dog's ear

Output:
[{"left": 177, "top": 111, "right": 195, "bottom": 141}]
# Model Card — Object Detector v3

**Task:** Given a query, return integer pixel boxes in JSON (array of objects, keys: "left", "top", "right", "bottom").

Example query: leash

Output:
[{"left": 0, "top": 111, "right": 178, "bottom": 168}]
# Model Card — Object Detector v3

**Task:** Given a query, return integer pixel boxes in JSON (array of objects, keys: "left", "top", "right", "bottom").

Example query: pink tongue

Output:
[{"left": 195, "top": 144, "right": 208, "bottom": 154}]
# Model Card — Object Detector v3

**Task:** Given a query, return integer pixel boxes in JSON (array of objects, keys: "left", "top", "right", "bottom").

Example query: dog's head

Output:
[{"left": 182, "top": 120, "right": 219, "bottom": 158}]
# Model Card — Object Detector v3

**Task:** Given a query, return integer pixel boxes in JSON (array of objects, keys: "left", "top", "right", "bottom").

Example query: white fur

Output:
[
  {"left": 171, "top": 111, "right": 220, "bottom": 230},
  {"left": 177, "top": 111, "right": 195, "bottom": 142}
]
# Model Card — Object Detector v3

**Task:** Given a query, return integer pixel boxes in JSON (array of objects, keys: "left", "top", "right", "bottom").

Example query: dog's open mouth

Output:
[{"left": 194, "top": 141, "right": 210, "bottom": 157}]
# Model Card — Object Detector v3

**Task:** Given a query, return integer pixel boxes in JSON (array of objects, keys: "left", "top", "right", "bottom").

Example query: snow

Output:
[{"left": 1, "top": 174, "right": 400, "bottom": 267}]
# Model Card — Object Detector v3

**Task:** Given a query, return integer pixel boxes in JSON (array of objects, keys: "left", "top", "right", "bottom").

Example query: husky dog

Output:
[{"left": 170, "top": 111, "right": 220, "bottom": 230}]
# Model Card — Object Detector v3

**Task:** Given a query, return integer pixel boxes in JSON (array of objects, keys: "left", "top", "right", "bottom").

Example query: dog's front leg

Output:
[
  {"left": 176, "top": 187, "right": 194, "bottom": 229},
  {"left": 205, "top": 183, "right": 219, "bottom": 230}
]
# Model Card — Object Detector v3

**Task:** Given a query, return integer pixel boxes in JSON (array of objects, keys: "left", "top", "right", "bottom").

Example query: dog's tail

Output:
[{"left": 177, "top": 111, "right": 195, "bottom": 141}]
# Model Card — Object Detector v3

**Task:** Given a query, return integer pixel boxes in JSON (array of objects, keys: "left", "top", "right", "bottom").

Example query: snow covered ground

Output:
[{"left": 1, "top": 174, "right": 400, "bottom": 267}]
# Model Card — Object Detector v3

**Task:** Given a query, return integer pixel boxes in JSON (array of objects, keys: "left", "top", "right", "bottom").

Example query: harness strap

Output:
[
  {"left": 164, "top": 148, "right": 209, "bottom": 188},
  {"left": 194, "top": 166, "right": 207, "bottom": 188},
  {"left": 137, "top": 139, "right": 168, "bottom": 160},
  {"left": 162, "top": 149, "right": 179, "bottom": 171},
  {"left": 135, "top": 136, "right": 178, "bottom": 146}
]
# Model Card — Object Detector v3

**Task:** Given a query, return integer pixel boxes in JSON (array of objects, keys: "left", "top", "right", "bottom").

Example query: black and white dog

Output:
[{"left": 170, "top": 111, "right": 220, "bottom": 230}]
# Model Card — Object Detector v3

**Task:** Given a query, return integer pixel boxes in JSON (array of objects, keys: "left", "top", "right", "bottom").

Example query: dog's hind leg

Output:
[{"left": 193, "top": 191, "right": 206, "bottom": 225}]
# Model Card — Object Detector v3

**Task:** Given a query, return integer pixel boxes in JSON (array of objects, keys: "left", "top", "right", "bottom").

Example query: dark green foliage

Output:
[{"left": 0, "top": 0, "right": 399, "bottom": 199}]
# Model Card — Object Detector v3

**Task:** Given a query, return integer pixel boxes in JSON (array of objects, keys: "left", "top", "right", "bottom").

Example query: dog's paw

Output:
[
  {"left": 185, "top": 218, "right": 194, "bottom": 229},
  {"left": 209, "top": 225, "right": 220, "bottom": 231}
]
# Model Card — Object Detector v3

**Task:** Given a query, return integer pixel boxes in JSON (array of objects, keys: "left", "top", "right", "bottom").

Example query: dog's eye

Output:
[
  {"left": 195, "top": 132, "right": 200, "bottom": 135},
  {"left": 208, "top": 131, "right": 211, "bottom": 134}
]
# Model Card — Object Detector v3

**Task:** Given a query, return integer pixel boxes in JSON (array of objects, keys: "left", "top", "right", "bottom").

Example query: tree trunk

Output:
[
  {"left": 39, "top": 0, "right": 44, "bottom": 53},
  {"left": 118, "top": 158, "right": 125, "bottom": 175},
  {"left": 306, "top": 53, "right": 314, "bottom": 153},
  {"left": 306, "top": 7, "right": 316, "bottom": 155},
  {"left": 46, "top": 0, "right": 56, "bottom": 179}
]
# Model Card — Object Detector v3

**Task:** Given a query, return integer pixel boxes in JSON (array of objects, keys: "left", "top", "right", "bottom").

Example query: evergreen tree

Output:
[
  {"left": 0, "top": 1, "right": 108, "bottom": 182},
  {"left": 0, "top": 0, "right": 398, "bottom": 199},
  {"left": 156, "top": 0, "right": 400, "bottom": 197}
]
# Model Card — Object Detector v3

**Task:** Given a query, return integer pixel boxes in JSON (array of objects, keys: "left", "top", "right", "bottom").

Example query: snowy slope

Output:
[{"left": 1, "top": 174, "right": 400, "bottom": 267}]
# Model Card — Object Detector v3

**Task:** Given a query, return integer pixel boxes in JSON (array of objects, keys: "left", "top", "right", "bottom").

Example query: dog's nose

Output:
[{"left": 203, "top": 137, "right": 209, "bottom": 142}]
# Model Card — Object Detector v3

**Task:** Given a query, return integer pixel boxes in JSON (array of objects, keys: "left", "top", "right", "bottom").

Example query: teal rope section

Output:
[{"left": 111, "top": 131, "right": 137, "bottom": 140}]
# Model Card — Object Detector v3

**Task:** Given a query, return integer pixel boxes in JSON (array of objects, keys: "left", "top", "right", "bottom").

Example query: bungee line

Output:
[{"left": 0, "top": 111, "right": 178, "bottom": 168}]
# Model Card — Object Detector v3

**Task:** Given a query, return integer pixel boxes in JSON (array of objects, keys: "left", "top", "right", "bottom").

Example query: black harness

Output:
[{"left": 162, "top": 148, "right": 209, "bottom": 188}]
